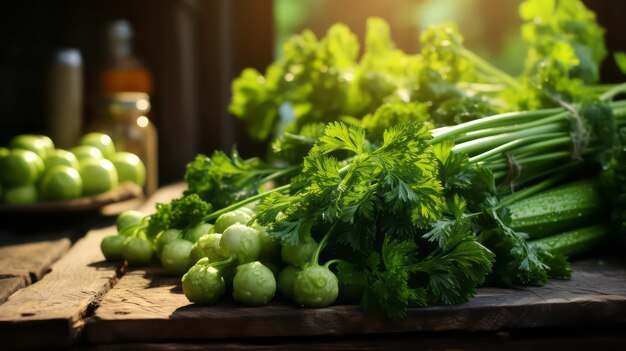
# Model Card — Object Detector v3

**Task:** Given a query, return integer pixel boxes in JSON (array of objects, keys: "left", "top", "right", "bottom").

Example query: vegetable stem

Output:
[
  {"left": 430, "top": 108, "right": 561, "bottom": 144},
  {"left": 323, "top": 259, "right": 343, "bottom": 269},
  {"left": 504, "top": 136, "right": 571, "bottom": 156},
  {"left": 452, "top": 123, "right": 565, "bottom": 156},
  {"left": 205, "top": 256, "right": 236, "bottom": 269},
  {"left": 311, "top": 223, "right": 337, "bottom": 266},
  {"left": 600, "top": 82, "right": 626, "bottom": 101},
  {"left": 460, "top": 48, "right": 521, "bottom": 90},
  {"left": 469, "top": 132, "right": 568, "bottom": 163},
  {"left": 204, "top": 184, "right": 291, "bottom": 221},
  {"left": 499, "top": 174, "right": 569, "bottom": 207},
  {"left": 485, "top": 151, "right": 571, "bottom": 171},
  {"left": 259, "top": 165, "right": 301, "bottom": 184}
]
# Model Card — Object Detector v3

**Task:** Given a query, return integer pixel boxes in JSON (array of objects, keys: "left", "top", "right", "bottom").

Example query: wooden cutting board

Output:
[
  {"left": 1, "top": 181, "right": 624, "bottom": 348},
  {"left": 83, "top": 258, "right": 626, "bottom": 344}
]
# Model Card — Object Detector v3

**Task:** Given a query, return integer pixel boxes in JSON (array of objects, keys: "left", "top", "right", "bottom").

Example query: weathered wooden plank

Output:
[
  {"left": 85, "top": 259, "right": 626, "bottom": 344},
  {"left": 0, "top": 277, "right": 25, "bottom": 303},
  {"left": 0, "top": 227, "right": 121, "bottom": 347},
  {"left": 84, "top": 332, "right": 626, "bottom": 351},
  {"left": 0, "top": 232, "right": 74, "bottom": 305},
  {"left": 0, "top": 182, "right": 186, "bottom": 348},
  {"left": 0, "top": 237, "right": 72, "bottom": 284}
]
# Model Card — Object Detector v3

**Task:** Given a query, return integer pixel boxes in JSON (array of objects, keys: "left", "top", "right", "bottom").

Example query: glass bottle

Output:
[
  {"left": 101, "top": 20, "right": 152, "bottom": 94},
  {"left": 46, "top": 48, "right": 83, "bottom": 149},
  {"left": 91, "top": 92, "right": 158, "bottom": 194}
]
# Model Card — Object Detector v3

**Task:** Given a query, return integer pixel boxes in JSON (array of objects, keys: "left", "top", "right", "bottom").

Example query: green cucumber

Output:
[
  {"left": 508, "top": 179, "right": 603, "bottom": 239},
  {"left": 528, "top": 225, "right": 607, "bottom": 258}
]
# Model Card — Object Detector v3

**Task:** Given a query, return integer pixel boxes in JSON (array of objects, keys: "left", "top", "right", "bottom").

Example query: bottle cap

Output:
[
  {"left": 107, "top": 19, "right": 133, "bottom": 40},
  {"left": 106, "top": 20, "right": 133, "bottom": 58},
  {"left": 54, "top": 48, "right": 82, "bottom": 66}
]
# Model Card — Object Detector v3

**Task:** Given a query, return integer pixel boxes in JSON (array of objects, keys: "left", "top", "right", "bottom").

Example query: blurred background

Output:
[{"left": 1, "top": 0, "right": 624, "bottom": 185}]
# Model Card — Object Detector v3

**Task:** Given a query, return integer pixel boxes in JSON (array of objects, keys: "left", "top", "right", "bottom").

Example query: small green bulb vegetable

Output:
[
  {"left": 294, "top": 266, "right": 339, "bottom": 307},
  {"left": 292, "top": 228, "right": 339, "bottom": 308},
  {"left": 281, "top": 235, "right": 318, "bottom": 267},
  {"left": 214, "top": 209, "right": 252, "bottom": 233},
  {"left": 263, "top": 261, "right": 280, "bottom": 277},
  {"left": 100, "top": 235, "right": 126, "bottom": 261},
  {"left": 117, "top": 210, "right": 144, "bottom": 231},
  {"left": 154, "top": 228, "right": 183, "bottom": 256},
  {"left": 101, "top": 216, "right": 152, "bottom": 264},
  {"left": 254, "top": 224, "right": 280, "bottom": 262},
  {"left": 277, "top": 265, "right": 301, "bottom": 300},
  {"left": 183, "top": 222, "right": 214, "bottom": 243},
  {"left": 183, "top": 223, "right": 262, "bottom": 301},
  {"left": 190, "top": 233, "right": 225, "bottom": 264},
  {"left": 236, "top": 206, "right": 256, "bottom": 217},
  {"left": 182, "top": 258, "right": 227, "bottom": 304},
  {"left": 123, "top": 235, "right": 154, "bottom": 265},
  {"left": 219, "top": 223, "right": 261, "bottom": 264},
  {"left": 161, "top": 239, "right": 194, "bottom": 275},
  {"left": 232, "top": 261, "right": 276, "bottom": 305}
]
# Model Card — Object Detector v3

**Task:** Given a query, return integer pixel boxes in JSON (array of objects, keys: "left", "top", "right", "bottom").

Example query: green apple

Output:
[
  {"left": 0, "top": 147, "right": 9, "bottom": 159},
  {"left": 33, "top": 135, "right": 55, "bottom": 155},
  {"left": 79, "top": 132, "right": 116, "bottom": 157},
  {"left": 43, "top": 149, "right": 80, "bottom": 171},
  {"left": 0, "top": 149, "right": 44, "bottom": 186},
  {"left": 70, "top": 145, "right": 103, "bottom": 162},
  {"left": 9, "top": 134, "right": 50, "bottom": 159},
  {"left": 39, "top": 165, "right": 82, "bottom": 201},
  {"left": 108, "top": 152, "right": 146, "bottom": 186},
  {"left": 4, "top": 184, "right": 38, "bottom": 204},
  {"left": 79, "top": 158, "right": 118, "bottom": 196},
  {"left": 116, "top": 210, "right": 144, "bottom": 231}
]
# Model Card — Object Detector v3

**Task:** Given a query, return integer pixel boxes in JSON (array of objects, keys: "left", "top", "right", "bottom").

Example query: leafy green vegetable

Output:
[
  {"left": 184, "top": 149, "right": 289, "bottom": 210},
  {"left": 272, "top": 123, "right": 326, "bottom": 164},
  {"left": 256, "top": 122, "right": 444, "bottom": 247},
  {"left": 147, "top": 193, "right": 212, "bottom": 238},
  {"left": 513, "top": 0, "right": 607, "bottom": 109},
  {"left": 357, "top": 238, "right": 425, "bottom": 319},
  {"left": 254, "top": 122, "right": 497, "bottom": 317},
  {"left": 361, "top": 102, "right": 431, "bottom": 143},
  {"left": 230, "top": 17, "right": 502, "bottom": 149},
  {"left": 616, "top": 52, "right": 626, "bottom": 75},
  {"left": 145, "top": 0, "right": 626, "bottom": 318}
]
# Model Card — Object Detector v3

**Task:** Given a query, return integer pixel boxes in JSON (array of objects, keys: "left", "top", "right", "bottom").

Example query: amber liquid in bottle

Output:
[
  {"left": 91, "top": 20, "right": 158, "bottom": 194},
  {"left": 101, "top": 20, "right": 153, "bottom": 95}
]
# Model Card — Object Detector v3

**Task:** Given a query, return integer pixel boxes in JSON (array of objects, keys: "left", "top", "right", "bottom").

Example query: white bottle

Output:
[{"left": 46, "top": 49, "right": 83, "bottom": 149}]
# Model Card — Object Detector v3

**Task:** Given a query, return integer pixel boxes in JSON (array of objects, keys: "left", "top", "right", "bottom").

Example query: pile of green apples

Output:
[{"left": 0, "top": 133, "right": 146, "bottom": 204}]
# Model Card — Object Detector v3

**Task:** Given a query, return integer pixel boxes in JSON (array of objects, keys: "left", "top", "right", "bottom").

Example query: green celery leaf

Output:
[{"left": 615, "top": 52, "right": 626, "bottom": 74}]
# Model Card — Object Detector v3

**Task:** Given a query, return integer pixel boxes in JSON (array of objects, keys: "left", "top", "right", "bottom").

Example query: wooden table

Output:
[{"left": 1, "top": 184, "right": 625, "bottom": 349}]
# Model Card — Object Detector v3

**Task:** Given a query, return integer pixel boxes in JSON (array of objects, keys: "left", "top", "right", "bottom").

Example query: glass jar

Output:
[{"left": 90, "top": 92, "right": 158, "bottom": 194}]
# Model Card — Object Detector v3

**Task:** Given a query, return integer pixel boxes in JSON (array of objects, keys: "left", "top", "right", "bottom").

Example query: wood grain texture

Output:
[
  {"left": 0, "top": 182, "right": 186, "bottom": 348},
  {"left": 85, "top": 259, "right": 626, "bottom": 344},
  {"left": 0, "top": 277, "right": 25, "bottom": 303},
  {"left": 0, "top": 237, "right": 71, "bottom": 283},
  {"left": 0, "top": 232, "right": 73, "bottom": 305},
  {"left": 0, "top": 227, "right": 122, "bottom": 347}
]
